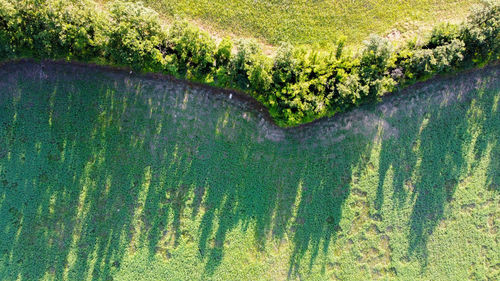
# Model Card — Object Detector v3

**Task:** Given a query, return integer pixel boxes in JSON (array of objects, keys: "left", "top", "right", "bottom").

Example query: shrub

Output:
[
  {"left": 166, "top": 21, "right": 217, "bottom": 80},
  {"left": 431, "top": 39, "right": 466, "bottom": 72},
  {"left": 460, "top": 0, "right": 500, "bottom": 64},
  {"left": 106, "top": 0, "right": 166, "bottom": 71},
  {"left": 424, "top": 23, "right": 460, "bottom": 49},
  {"left": 1, "top": 0, "right": 107, "bottom": 59},
  {"left": 230, "top": 39, "right": 272, "bottom": 93},
  {"left": 7, "top": 1, "right": 62, "bottom": 57},
  {"left": 54, "top": 1, "right": 109, "bottom": 60},
  {"left": 272, "top": 43, "right": 296, "bottom": 90},
  {"left": 359, "top": 35, "right": 396, "bottom": 98},
  {"left": 335, "top": 36, "right": 347, "bottom": 59},
  {"left": 360, "top": 35, "right": 393, "bottom": 75},
  {"left": 402, "top": 39, "right": 465, "bottom": 79},
  {"left": 0, "top": 0, "right": 16, "bottom": 59},
  {"left": 213, "top": 37, "right": 233, "bottom": 87},
  {"left": 215, "top": 37, "right": 233, "bottom": 68},
  {"left": 336, "top": 70, "right": 369, "bottom": 106},
  {"left": 271, "top": 47, "right": 335, "bottom": 124}
]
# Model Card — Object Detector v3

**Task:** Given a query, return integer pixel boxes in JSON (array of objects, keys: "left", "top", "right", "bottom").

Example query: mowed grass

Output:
[
  {"left": 0, "top": 61, "right": 499, "bottom": 280},
  {"left": 113, "top": 0, "right": 480, "bottom": 46}
]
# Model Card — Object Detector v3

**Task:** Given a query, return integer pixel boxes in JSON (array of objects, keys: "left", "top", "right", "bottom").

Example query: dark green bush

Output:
[
  {"left": 54, "top": 1, "right": 108, "bottom": 60},
  {"left": 230, "top": 39, "right": 272, "bottom": 94},
  {"left": 166, "top": 21, "right": 216, "bottom": 80},
  {"left": 359, "top": 35, "right": 396, "bottom": 99},
  {"left": 269, "top": 47, "right": 318, "bottom": 123},
  {"left": 401, "top": 39, "right": 466, "bottom": 79},
  {"left": 106, "top": 0, "right": 165, "bottom": 71},
  {"left": 460, "top": 0, "right": 500, "bottom": 64},
  {"left": 0, "top": 0, "right": 15, "bottom": 59},
  {"left": 336, "top": 70, "right": 369, "bottom": 106},
  {"left": 213, "top": 37, "right": 234, "bottom": 87},
  {"left": 1, "top": 0, "right": 106, "bottom": 60},
  {"left": 360, "top": 35, "right": 393, "bottom": 75},
  {"left": 424, "top": 23, "right": 460, "bottom": 49},
  {"left": 8, "top": 1, "right": 63, "bottom": 58},
  {"left": 272, "top": 43, "right": 296, "bottom": 90},
  {"left": 215, "top": 38, "right": 233, "bottom": 68}
]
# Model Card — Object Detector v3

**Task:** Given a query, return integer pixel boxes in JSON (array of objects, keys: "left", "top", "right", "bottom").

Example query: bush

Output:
[
  {"left": 359, "top": 35, "right": 396, "bottom": 99},
  {"left": 166, "top": 21, "right": 217, "bottom": 80},
  {"left": 270, "top": 47, "right": 335, "bottom": 124},
  {"left": 402, "top": 39, "right": 465, "bottom": 79},
  {"left": 213, "top": 37, "right": 233, "bottom": 87},
  {"left": 230, "top": 39, "right": 272, "bottom": 94},
  {"left": 215, "top": 38, "right": 233, "bottom": 68},
  {"left": 0, "top": 0, "right": 16, "bottom": 59},
  {"left": 7, "top": 1, "right": 64, "bottom": 58},
  {"left": 1, "top": 0, "right": 107, "bottom": 60},
  {"left": 424, "top": 23, "right": 460, "bottom": 49},
  {"left": 336, "top": 70, "right": 369, "bottom": 106},
  {"left": 460, "top": 0, "right": 500, "bottom": 64},
  {"left": 106, "top": 0, "right": 165, "bottom": 71},
  {"left": 54, "top": 1, "right": 109, "bottom": 60},
  {"left": 360, "top": 35, "right": 393, "bottom": 75}
]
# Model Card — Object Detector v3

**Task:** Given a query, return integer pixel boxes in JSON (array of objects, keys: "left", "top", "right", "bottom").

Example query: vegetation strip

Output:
[{"left": 0, "top": 0, "right": 499, "bottom": 126}]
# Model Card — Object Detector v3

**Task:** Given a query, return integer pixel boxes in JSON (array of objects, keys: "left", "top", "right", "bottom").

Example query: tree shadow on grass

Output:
[
  {"left": 0, "top": 61, "right": 497, "bottom": 280},
  {"left": 374, "top": 68, "right": 500, "bottom": 268},
  {"left": 0, "top": 68, "right": 158, "bottom": 280}
]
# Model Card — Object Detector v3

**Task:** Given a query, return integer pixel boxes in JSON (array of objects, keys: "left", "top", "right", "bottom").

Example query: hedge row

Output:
[{"left": 1, "top": 0, "right": 499, "bottom": 126}]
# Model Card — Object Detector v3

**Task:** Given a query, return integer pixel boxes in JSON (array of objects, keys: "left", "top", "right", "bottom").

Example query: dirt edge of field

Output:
[{"left": 1, "top": 58, "right": 498, "bottom": 134}]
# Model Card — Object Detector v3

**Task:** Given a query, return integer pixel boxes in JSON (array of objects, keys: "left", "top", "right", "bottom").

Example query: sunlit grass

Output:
[{"left": 113, "top": 0, "right": 480, "bottom": 47}]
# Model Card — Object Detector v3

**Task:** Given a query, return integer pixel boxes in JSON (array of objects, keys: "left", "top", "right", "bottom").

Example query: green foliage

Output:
[
  {"left": 0, "top": 0, "right": 498, "bottom": 126},
  {"left": 0, "top": 0, "right": 15, "bottom": 59},
  {"left": 166, "top": 21, "right": 216, "bottom": 80},
  {"left": 360, "top": 35, "right": 396, "bottom": 99},
  {"left": 230, "top": 39, "right": 272, "bottom": 94},
  {"left": 213, "top": 37, "right": 233, "bottom": 87},
  {"left": 460, "top": 0, "right": 500, "bottom": 64},
  {"left": 271, "top": 43, "right": 296, "bottom": 90},
  {"left": 269, "top": 46, "right": 340, "bottom": 124},
  {"left": 106, "top": 0, "right": 165, "bottom": 71},
  {"left": 0, "top": 0, "right": 107, "bottom": 60},
  {"left": 335, "top": 36, "right": 347, "bottom": 59},
  {"left": 215, "top": 38, "right": 232, "bottom": 67},
  {"left": 6, "top": 0, "right": 60, "bottom": 57},
  {"left": 425, "top": 23, "right": 461, "bottom": 49},
  {"left": 54, "top": 1, "right": 108, "bottom": 60},
  {"left": 402, "top": 39, "right": 466, "bottom": 79},
  {"left": 336, "top": 70, "right": 369, "bottom": 106},
  {"left": 281, "top": 49, "right": 332, "bottom": 123},
  {"left": 361, "top": 35, "right": 393, "bottom": 75}
]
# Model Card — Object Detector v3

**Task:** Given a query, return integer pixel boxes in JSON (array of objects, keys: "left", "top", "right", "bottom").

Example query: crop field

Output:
[
  {"left": 0, "top": 61, "right": 498, "bottom": 280},
  {"left": 116, "top": 0, "right": 480, "bottom": 46}
]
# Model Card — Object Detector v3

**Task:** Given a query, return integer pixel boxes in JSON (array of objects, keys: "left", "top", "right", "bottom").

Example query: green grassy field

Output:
[
  {"left": 0, "top": 61, "right": 498, "bottom": 280},
  {"left": 114, "top": 0, "right": 480, "bottom": 47}
]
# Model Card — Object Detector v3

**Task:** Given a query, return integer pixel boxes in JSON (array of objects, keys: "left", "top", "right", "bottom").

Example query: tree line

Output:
[{"left": 1, "top": 0, "right": 498, "bottom": 126}]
